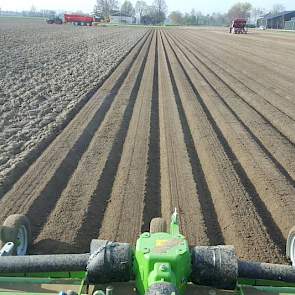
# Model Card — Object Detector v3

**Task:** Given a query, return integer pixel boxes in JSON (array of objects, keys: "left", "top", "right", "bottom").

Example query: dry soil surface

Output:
[
  {"left": 1, "top": 25, "right": 295, "bottom": 264},
  {"left": 0, "top": 18, "right": 147, "bottom": 195}
]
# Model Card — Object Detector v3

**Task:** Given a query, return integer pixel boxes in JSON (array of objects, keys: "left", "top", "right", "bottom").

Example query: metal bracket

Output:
[
  {"left": 93, "top": 286, "right": 114, "bottom": 295},
  {"left": 290, "top": 235, "right": 295, "bottom": 268},
  {"left": 0, "top": 242, "right": 14, "bottom": 256}
]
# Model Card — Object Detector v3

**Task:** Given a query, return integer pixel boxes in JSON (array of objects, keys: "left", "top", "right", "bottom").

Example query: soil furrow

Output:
[
  {"left": 163, "top": 30, "right": 285, "bottom": 262},
  {"left": 98, "top": 31, "right": 156, "bottom": 244},
  {"left": 1, "top": 25, "right": 295, "bottom": 262},
  {"left": 33, "top": 32, "right": 153, "bottom": 253},
  {"left": 161, "top": 32, "right": 224, "bottom": 246},
  {"left": 193, "top": 30, "right": 295, "bottom": 77},
  {"left": 166, "top": 30, "right": 295, "bottom": 243},
  {"left": 176, "top": 30, "right": 295, "bottom": 120},
  {"left": 141, "top": 30, "right": 161, "bottom": 233},
  {"left": 166, "top": 32, "right": 295, "bottom": 240},
  {"left": 171, "top": 31, "right": 295, "bottom": 147},
  {"left": 0, "top": 30, "right": 152, "bottom": 252},
  {"left": 168, "top": 31, "right": 295, "bottom": 192},
  {"left": 158, "top": 30, "right": 210, "bottom": 246},
  {"left": 181, "top": 30, "right": 295, "bottom": 100},
  {"left": 0, "top": 28, "right": 149, "bottom": 199}
]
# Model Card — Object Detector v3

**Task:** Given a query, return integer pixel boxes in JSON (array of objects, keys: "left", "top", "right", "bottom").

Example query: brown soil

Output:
[{"left": 1, "top": 28, "right": 295, "bottom": 263}]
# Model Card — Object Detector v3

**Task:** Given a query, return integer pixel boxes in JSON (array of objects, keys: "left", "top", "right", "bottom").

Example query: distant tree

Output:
[
  {"left": 140, "top": 5, "right": 159, "bottom": 24},
  {"left": 209, "top": 12, "right": 229, "bottom": 25},
  {"left": 121, "top": 0, "right": 134, "bottom": 16},
  {"left": 169, "top": 11, "right": 183, "bottom": 25},
  {"left": 135, "top": 0, "right": 148, "bottom": 21},
  {"left": 168, "top": 9, "right": 228, "bottom": 27},
  {"left": 251, "top": 7, "right": 266, "bottom": 23},
  {"left": 153, "top": 0, "right": 167, "bottom": 23},
  {"left": 29, "top": 5, "right": 37, "bottom": 16},
  {"left": 190, "top": 9, "right": 197, "bottom": 25},
  {"left": 227, "top": 2, "right": 252, "bottom": 20},
  {"left": 195, "top": 11, "right": 203, "bottom": 25},
  {"left": 94, "top": 0, "right": 119, "bottom": 18},
  {"left": 272, "top": 4, "right": 285, "bottom": 14}
]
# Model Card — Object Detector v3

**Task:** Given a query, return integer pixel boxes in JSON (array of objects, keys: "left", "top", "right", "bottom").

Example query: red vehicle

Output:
[
  {"left": 230, "top": 18, "right": 248, "bottom": 34},
  {"left": 64, "top": 14, "right": 94, "bottom": 26}
]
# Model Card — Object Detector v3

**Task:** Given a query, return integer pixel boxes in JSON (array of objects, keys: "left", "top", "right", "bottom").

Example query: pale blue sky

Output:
[{"left": 0, "top": 0, "right": 294, "bottom": 14}]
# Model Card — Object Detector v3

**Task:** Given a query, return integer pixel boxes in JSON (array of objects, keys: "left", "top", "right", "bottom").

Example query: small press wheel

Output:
[
  {"left": 0, "top": 214, "right": 31, "bottom": 255},
  {"left": 150, "top": 218, "right": 167, "bottom": 233},
  {"left": 145, "top": 282, "right": 179, "bottom": 295},
  {"left": 286, "top": 226, "right": 295, "bottom": 266}
]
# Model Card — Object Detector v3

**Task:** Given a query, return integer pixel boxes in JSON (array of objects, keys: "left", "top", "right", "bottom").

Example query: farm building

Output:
[
  {"left": 285, "top": 17, "right": 295, "bottom": 30},
  {"left": 110, "top": 12, "right": 135, "bottom": 24},
  {"left": 257, "top": 11, "right": 295, "bottom": 29}
]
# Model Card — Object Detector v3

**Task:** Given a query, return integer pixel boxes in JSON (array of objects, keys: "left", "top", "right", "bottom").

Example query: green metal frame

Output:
[
  {"left": 1, "top": 211, "right": 295, "bottom": 295},
  {"left": 238, "top": 279, "right": 295, "bottom": 295},
  {"left": 0, "top": 272, "right": 87, "bottom": 295},
  {"left": 134, "top": 211, "right": 191, "bottom": 295}
]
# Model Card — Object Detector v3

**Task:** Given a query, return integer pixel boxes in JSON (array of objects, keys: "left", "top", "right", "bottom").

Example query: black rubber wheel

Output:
[
  {"left": 145, "top": 282, "right": 179, "bottom": 295},
  {"left": 286, "top": 226, "right": 295, "bottom": 264},
  {"left": 0, "top": 214, "right": 31, "bottom": 255},
  {"left": 150, "top": 218, "right": 167, "bottom": 233}
]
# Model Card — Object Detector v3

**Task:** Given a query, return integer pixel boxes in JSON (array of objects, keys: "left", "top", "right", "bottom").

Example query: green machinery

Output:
[{"left": 0, "top": 210, "right": 295, "bottom": 295}]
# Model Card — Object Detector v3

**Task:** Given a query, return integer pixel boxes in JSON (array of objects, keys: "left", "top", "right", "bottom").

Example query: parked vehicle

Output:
[
  {"left": 230, "top": 18, "right": 248, "bottom": 34},
  {"left": 64, "top": 14, "right": 94, "bottom": 26},
  {"left": 46, "top": 17, "right": 63, "bottom": 24}
]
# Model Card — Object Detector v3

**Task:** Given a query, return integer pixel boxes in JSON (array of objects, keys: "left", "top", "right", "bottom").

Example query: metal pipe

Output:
[
  {"left": 238, "top": 260, "right": 295, "bottom": 283},
  {"left": 0, "top": 253, "right": 90, "bottom": 273}
]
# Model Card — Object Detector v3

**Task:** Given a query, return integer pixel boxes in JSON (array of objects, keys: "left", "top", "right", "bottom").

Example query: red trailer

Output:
[
  {"left": 64, "top": 14, "right": 94, "bottom": 26},
  {"left": 230, "top": 18, "right": 248, "bottom": 34}
]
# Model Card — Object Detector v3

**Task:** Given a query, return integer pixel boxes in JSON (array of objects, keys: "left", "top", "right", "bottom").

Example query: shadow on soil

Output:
[{"left": 30, "top": 239, "right": 82, "bottom": 254}]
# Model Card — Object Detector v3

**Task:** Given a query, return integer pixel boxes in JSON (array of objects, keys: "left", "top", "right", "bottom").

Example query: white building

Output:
[{"left": 110, "top": 12, "right": 135, "bottom": 24}]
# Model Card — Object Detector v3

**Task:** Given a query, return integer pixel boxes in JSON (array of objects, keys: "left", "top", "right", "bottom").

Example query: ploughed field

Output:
[
  {"left": 0, "top": 18, "right": 147, "bottom": 194},
  {"left": 1, "top": 23, "right": 295, "bottom": 264}
]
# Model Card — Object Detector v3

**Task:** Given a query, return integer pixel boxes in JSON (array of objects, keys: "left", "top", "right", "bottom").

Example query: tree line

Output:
[
  {"left": 94, "top": 0, "right": 168, "bottom": 24},
  {"left": 93, "top": 1, "right": 287, "bottom": 26},
  {"left": 0, "top": 1, "right": 287, "bottom": 26},
  {"left": 168, "top": 2, "right": 287, "bottom": 26}
]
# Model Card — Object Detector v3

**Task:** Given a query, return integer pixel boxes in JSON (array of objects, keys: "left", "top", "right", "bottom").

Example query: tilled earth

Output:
[
  {"left": 1, "top": 24, "right": 295, "bottom": 264},
  {"left": 0, "top": 18, "right": 147, "bottom": 195}
]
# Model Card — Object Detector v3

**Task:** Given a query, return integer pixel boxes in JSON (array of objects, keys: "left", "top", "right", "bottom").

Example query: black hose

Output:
[
  {"left": 0, "top": 240, "right": 132, "bottom": 286},
  {"left": 0, "top": 254, "right": 90, "bottom": 273},
  {"left": 238, "top": 260, "right": 295, "bottom": 283},
  {"left": 191, "top": 246, "right": 295, "bottom": 288}
]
